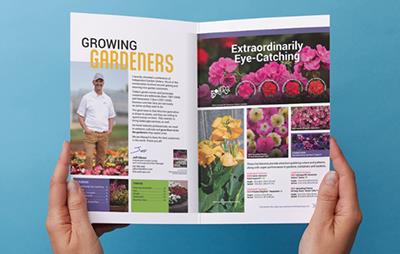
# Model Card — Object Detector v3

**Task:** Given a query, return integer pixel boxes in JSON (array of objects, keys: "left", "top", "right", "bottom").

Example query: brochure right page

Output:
[{"left": 197, "top": 15, "right": 330, "bottom": 223}]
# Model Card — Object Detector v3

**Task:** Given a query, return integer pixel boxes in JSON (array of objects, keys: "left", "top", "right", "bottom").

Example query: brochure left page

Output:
[{"left": 70, "top": 13, "right": 199, "bottom": 224}]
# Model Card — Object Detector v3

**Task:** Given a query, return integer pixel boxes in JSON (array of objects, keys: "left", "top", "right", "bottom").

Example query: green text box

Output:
[{"left": 131, "top": 179, "right": 169, "bottom": 212}]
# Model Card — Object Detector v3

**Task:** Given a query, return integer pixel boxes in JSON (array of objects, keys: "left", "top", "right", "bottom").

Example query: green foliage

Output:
[{"left": 199, "top": 163, "right": 244, "bottom": 213}]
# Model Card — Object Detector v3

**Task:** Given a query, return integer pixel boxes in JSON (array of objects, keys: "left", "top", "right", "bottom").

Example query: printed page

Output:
[
  {"left": 197, "top": 15, "right": 330, "bottom": 223},
  {"left": 70, "top": 13, "right": 199, "bottom": 224}
]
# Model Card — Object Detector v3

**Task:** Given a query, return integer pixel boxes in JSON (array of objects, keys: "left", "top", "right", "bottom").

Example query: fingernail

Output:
[
  {"left": 325, "top": 171, "right": 337, "bottom": 185},
  {"left": 68, "top": 180, "right": 78, "bottom": 193}
]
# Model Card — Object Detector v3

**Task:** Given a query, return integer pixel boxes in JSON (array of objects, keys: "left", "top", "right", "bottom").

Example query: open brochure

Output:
[{"left": 70, "top": 13, "right": 330, "bottom": 224}]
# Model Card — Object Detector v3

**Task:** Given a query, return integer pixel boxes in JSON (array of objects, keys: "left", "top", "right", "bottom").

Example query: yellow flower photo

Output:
[{"left": 198, "top": 109, "right": 245, "bottom": 213}]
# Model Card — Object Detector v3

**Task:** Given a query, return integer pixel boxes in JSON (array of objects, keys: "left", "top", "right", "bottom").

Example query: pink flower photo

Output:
[
  {"left": 291, "top": 106, "right": 330, "bottom": 130},
  {"left": 247, "top": 107, "right": 289, "bottom": 158}
]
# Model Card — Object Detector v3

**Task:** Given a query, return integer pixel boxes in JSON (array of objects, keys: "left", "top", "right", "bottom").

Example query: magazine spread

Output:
[{"left": 70, "top": 13, "right": 330, "bottom": 224}]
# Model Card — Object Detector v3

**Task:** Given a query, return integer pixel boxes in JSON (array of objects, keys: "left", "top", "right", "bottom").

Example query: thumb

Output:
[
  {"left": 310, "top": 171, "right": 339, "bottom": 226},
  {"left": 67, "top": 180, "right": 92, "bottom": 230}
]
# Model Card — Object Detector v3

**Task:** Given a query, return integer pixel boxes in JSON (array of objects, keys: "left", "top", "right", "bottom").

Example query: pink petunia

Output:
[
  {"left": 237, "top": 81, "right": 254, "bottom": 99},
  {"left": 219, "top": 73, "right": 236, "bottom": 88},
  {"left": 263, "top": 107, "right": 279, "bottom": 120},
  {"left": 299, "top": 46, "right": 321, "bottom": 71},
  {"left": 208, "top": 57, "right": 238, "bottom": 87},
  {"left": 256, "top": 62, "right": 292, "bottom": 88},
  {"left": 303, "top": 57, "right": 321, "bottom": 71},
  {"left": 256, "top": 136, "right": 275, "bottom": 153},
  {"left": 241, "top": 72, "right": 258, "bottom": 85},
  {"left": 241, "top": 62, "right": 293, "bottom": 90},
  {"left": 316, "top": 44, "right": 330, "bottom": 69},
  {"left": 300, "top": 46, "right": 318, "bottom": 62}
]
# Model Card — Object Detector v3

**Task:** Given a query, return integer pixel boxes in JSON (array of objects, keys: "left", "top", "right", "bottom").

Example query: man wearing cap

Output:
[{"left": 77, "top": 73, "right": 116, "bottom": 170}]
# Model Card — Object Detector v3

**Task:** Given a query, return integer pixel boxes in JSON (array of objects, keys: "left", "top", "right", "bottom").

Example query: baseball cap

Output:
[{"left": 93, "top": 73, "right": 104, "bottom": 81}]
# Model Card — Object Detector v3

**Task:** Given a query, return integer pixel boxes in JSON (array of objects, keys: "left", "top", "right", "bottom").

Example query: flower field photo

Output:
[
  {"left": 198, "top": 32, "right": 330, "bottom": 107},
  {"left": 247, "top": 107, "right": 289, "bottom": 158},
  {"left": 198, "top": 109, "right": 244, "bottom": 213},
  {"left": 70, "top": 147, "right": 128, "bottom": 176},
  {"left": 291, "top": 105, "right": 330, "bottom": 130}
]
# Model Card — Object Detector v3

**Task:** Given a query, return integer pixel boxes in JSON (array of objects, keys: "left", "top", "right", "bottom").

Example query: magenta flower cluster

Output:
[
  {"left": 292, "top": 133, "right": 330, "bottom": 151},
  {"left": 242, "top": 61, "right": 307, "bottom": 89},
  {"left": 110, "top": 180, "right": 127, "bottom": 193},
  {"left": 110, "top": 180, "right": 128, "bottom": 206},
  {"left": 208, "top": 57, "right": 238, "bottom": 87},
  {"left": 291, "top": 106, "right": 330, "bottom": 130},
  {"left": 295, "top": 44, "right": 330, "bottom": 72},
  {"left": 247, "top": 107, "right": 288, "bottom": 158}
]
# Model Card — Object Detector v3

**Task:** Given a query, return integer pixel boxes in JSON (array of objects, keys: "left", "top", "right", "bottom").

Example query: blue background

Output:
[{"left": 1, "top": 0, "right": 399, "bottom": 253}]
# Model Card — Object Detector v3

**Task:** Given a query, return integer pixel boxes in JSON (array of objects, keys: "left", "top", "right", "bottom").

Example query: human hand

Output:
[
  {"left": 299, "top": 138, "right": 362, "bottom": 254},
  {"left": 84, "top": 128, "right": 94, "bottom": 134},
  {"left": 46, "top": 142, "right": 127, "bottom": 254}
]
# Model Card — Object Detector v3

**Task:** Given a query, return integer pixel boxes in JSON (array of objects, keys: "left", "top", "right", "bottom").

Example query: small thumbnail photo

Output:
[
  {"left": 173, "top": 149, "right": 187, "bottom": 159},
  {"left": 291, "top": 133, "right": 330, "bottom": 157},
  {"left": 169, "top": 181, "right": 188, "bottom": 213},
  {"left": 291, "top": 105, "right": 330, "bottom": 130},
  {"left": 247, "top": 107, "right": 289, "bottom": 158}
]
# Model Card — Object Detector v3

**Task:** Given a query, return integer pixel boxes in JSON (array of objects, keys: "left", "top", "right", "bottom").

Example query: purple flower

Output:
[
  {"left": 292, "top": 133, "right": 330, "bottom": 152},
  {"left": 198, "top": 84, "right": 212, "bottom": 107}
]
